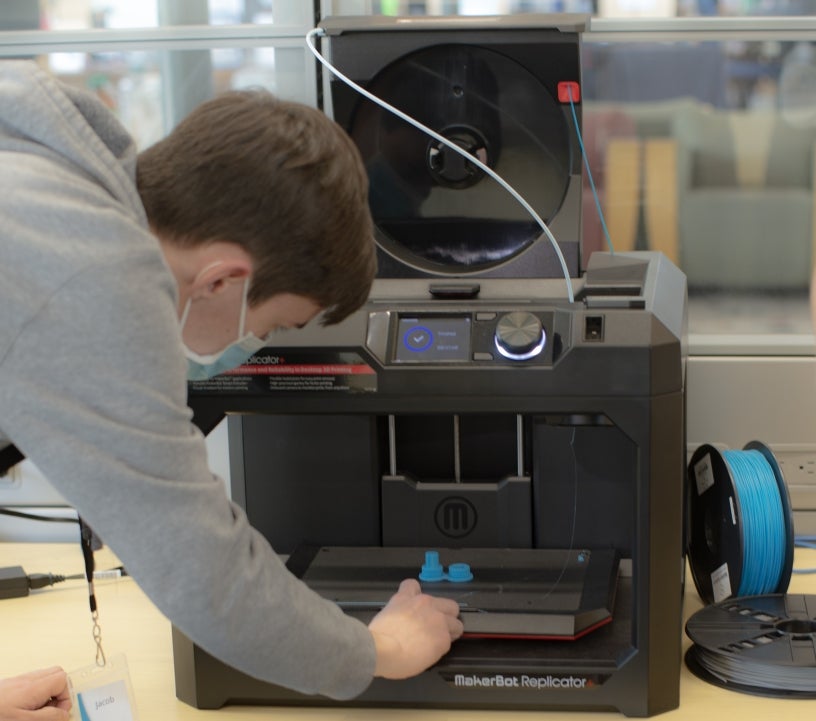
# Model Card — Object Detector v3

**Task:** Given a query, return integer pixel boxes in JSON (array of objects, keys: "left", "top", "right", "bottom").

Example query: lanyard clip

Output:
[{"left": 79, "top": 518, "right": 106, "bottom": 667}]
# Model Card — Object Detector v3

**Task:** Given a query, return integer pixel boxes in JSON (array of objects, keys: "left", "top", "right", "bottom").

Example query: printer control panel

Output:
[{"left": 370, "top": 309, "right": 563, "bottom": 366}]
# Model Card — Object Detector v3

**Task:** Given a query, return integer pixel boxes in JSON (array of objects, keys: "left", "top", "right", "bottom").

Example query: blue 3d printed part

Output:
[{"left": 419, "top": 551, "right": 473, "bottom": 583}]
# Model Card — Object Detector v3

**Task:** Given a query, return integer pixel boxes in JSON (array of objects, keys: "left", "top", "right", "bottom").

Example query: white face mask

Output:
[{"left": 181, "top": 279, "right": 268, "bottom": 381}]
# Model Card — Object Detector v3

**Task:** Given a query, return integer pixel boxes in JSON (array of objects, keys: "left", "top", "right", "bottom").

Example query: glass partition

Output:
[
  {"left": 582, "top": 28, "right": 816, "bottom": 349},
  {"left": 0, "top": 3, "right": 320, "bottom": 141},
  {"left": 31, "top": 1, "right": 312, "bottom": 30}
]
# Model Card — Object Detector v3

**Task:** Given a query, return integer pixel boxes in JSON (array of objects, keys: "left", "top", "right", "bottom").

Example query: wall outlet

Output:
[
  {"left": 773, "top": 446, "right": 816, "bottom": 490},
  {"left": 777, "top": 455, "right": 816, "bottom": 488},
  {"left": 771, "top": 446, "right": 816, "bottom": 533},
  {"left": 0, "top": 459, "right": 65, "bottom": 506}
]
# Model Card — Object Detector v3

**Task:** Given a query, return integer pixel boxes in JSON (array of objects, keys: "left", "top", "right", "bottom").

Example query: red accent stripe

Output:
[
  {"left": 225, "top": 364, "right": 376, "bottom": 376},
  {"left": 461, "top": 615, "right": 612, "bottom": 642}
]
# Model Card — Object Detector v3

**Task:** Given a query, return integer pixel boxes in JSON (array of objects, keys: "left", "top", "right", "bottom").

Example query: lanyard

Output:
[{"left": 79, "top": 517, "right": 107, "bottom": 667}]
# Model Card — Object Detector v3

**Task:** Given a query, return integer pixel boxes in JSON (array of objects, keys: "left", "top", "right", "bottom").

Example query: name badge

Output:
[{"left": 68, "top": 654, "right": 138, "bottom": 721}]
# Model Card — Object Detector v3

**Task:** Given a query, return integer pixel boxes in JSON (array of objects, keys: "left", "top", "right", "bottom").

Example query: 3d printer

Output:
[{"left": 172, "top": 15, "right": 687, "bottom": 717}]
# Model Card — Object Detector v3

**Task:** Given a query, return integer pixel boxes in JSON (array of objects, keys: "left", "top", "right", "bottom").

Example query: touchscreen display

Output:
[{"left": 395, "top": 316, "right": 471, "bottom": 363}]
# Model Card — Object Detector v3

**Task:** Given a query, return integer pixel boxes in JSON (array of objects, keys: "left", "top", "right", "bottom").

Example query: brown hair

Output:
[{"left": 136, "top": 89, "right": 376, "bottom": 324}]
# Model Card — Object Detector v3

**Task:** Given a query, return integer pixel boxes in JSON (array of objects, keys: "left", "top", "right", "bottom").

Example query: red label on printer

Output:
[{"left": 188, "top": 351, "right": 377, "bottom": 394}]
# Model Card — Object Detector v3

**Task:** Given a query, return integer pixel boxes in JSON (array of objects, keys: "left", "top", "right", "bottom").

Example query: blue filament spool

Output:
[{"left": 687, "top": 441, "right": 794, "bottom": 605}]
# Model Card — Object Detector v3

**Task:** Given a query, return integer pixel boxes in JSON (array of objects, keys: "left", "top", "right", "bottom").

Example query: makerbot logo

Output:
[
  {"left": 435, "top": 497, "right": 478, "bottom": 538},
  {"left": 442, "top": 672, "right": 607, "bottom": 691}
]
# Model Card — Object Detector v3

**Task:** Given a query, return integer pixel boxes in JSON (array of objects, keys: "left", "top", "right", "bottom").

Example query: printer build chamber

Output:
[{"left": 173, "top": 15, "right": 687, "bottom": 718}]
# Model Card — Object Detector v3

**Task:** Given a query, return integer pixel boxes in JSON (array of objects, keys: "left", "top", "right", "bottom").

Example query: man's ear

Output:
[{"left": 190, "top": 256, "right": 252, "bottom": 300}]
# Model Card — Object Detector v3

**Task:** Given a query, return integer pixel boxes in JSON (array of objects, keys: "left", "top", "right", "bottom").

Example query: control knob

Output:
[{"left": 494, "top": 311, "right": 546, "bottom": 361}]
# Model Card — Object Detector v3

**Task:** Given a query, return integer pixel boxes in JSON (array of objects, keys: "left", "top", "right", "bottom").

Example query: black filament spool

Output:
[{"left": 685, "top": 594, "right": 816, "bottom": 698}]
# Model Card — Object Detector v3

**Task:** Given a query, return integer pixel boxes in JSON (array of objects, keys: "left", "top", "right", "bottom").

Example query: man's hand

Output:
[
  {"left": 368, "top": 578, "right": 464, "bottom": 680},
  {"left": 0, "top": 666, "right": 71, "bottom": 721}
]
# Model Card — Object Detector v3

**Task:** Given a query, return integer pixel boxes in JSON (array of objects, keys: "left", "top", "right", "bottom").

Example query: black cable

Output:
[
  {"left": 0, "top": 508, "right": 79, "bottom": 524},
  {"left": 0, "top": 565, "right": 128, "bottom": 599},
  {"left": 27, "top": 572, "right": 67, "bottom": 590},
  {"left": 0, "top": 567, "right": 66, "bottom": 598}
]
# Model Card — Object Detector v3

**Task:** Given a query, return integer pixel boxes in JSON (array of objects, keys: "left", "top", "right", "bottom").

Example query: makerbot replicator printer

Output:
[{"left": 172, "top": 14, "right": 688, "bottom": 717}]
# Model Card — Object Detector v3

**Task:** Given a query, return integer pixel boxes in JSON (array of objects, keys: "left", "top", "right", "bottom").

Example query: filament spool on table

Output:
[{"left": 687, "top": 442, "right": 794, "bottom": 606}]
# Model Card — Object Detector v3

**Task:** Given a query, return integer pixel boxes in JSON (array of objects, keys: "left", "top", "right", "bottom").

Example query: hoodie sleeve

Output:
[{"left": 0, "top": 247, "right": 377, "bottom": 700}]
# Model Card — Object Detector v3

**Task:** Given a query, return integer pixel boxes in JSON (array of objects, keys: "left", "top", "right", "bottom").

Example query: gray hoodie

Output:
[{"left": 0, "top": 60, "right": 374, "bottom": 699}]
